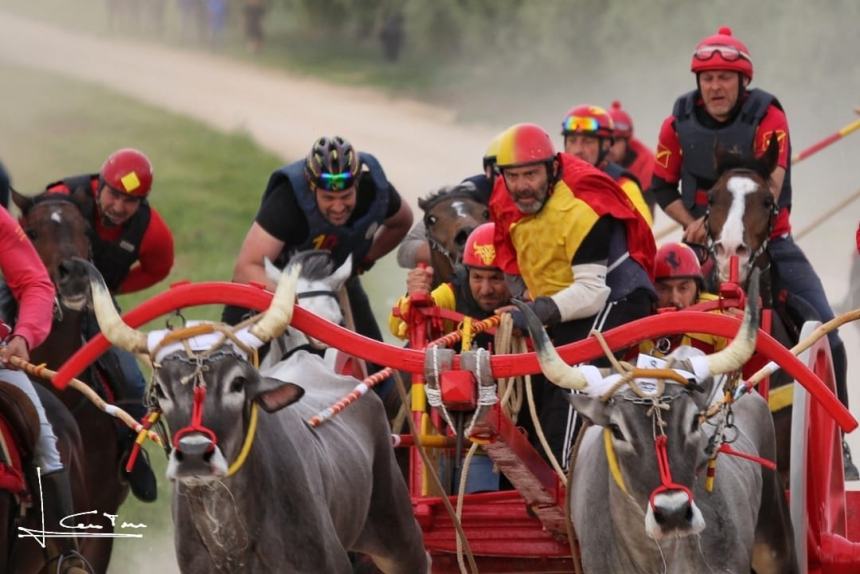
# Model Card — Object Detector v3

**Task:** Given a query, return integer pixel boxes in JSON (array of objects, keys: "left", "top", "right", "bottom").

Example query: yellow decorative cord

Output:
[
  {"left": 226, "top": 402, "right": 259, "bottom": 477},
  {"left": 460, "top": 316, "right": 473, "bottom": 352},
  {"left": 603, "top": 428, "right": 629, "bottom": 495}
]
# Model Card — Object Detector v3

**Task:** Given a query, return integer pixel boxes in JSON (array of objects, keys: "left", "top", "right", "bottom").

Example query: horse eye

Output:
[
  {"left": 482, "top": 209, "right": 490, "bottom": 220},
  {"left": 230, "top": 377, "right": 247, "bottom": 394},
  {"left": 608, "top": 423, "right": 625, "bottom": 441},
  {"left": 25, "top": 229, "right": 37, "bottom": 240},
  {"left": 425, "top": 215, "right": 437, "bottom": 226}
]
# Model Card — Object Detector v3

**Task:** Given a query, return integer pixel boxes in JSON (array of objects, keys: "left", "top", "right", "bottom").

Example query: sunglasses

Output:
[
  {"left": 562, "top": 115, "right": 600, "bottom": 133},
  {"left": 316, "top": 172, "right": 355, "bottom": 192},
  {"left": 693, "top": 45, "right": 751, "bottom": 63}
]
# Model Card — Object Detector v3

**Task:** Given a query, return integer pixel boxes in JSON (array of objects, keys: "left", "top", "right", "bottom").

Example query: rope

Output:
[
  {"left": 9, "top": 357, "right": 162, "bottom": 446},
  {"left": 493, "top": 314, "right": 523, "bottom": 422},
  {"left": 455, "top": 441, "right": 480, "bottom": 574},
  {"left": 226, "top": 403, "right": 259, "bottom": 477},
  {"left": 392, "top": 371, "right": 478, "bottom": 574}
]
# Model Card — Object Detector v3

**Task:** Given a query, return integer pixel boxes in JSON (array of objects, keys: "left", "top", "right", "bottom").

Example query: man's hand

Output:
[
  {"left": 406, "top": 266, "right": 433, "bottom": 297},
  {"left": 0, "top": 335, "right": 30, "bottom": 369},
  {"left": 683, "top": 216, "right": 708, "bottom": 245}
]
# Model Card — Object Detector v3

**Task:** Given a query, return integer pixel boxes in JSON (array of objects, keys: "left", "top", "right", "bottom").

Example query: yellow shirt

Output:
[
  {"left": 619, "top": 177, "right": 653, "bottom": 227},
  {"left": 509, "top": 180, "right": 600, "bottom": 298}
]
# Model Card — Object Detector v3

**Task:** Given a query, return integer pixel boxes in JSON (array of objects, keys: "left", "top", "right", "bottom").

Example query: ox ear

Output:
[
  {"left": 251, "top": 378, "right": 305, "bottom": 413},
  {"left": 567, "top": 393, "right": 612, "bottom": 427}
]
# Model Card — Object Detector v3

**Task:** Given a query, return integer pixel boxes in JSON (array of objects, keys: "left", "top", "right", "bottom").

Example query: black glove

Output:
[{"left": 508, "top": 297, "right": 561, "bottom": 331}]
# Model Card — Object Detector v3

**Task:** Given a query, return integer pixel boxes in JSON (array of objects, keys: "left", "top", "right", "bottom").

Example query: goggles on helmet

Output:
[
  {"left": 562, "top": 115, "right": 600, "bottom": 134},
  {"left": 693, "top": 45, "right": 751, "bottom": 63},
  {"left": 316, "top": 172, "right": 355, "bottom": 192}
]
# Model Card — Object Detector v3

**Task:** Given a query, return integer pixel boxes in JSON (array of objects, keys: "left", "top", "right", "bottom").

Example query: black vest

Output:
[
  {"left": 53, "top": 174, "right": 151, "bottom": 292},
  {"left": 673, "top": 88, "right": 792, "bottom": 218},
  {"left": 603, "top": 162, "right": 641, "bottom": 188},
  {"left": 277, "top": 152, "right": 391, "bottom": 268}
]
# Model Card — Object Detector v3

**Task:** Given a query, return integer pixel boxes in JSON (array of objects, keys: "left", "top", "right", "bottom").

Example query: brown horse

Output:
[
  {"left": 418, "top": 182, "right": 488, "bottom": 287},
  {"left": 704, "top": 135, "right": 813, "bottom": 480},
  {"left": 12, "top": 189, "right": 128, "bottom": 573}
]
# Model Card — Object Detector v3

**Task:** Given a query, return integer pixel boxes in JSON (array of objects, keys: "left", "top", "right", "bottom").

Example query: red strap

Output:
[
  {"left": 717, "top": 443, "right": 777, "bottom": 471},
  {"left": 649, "top": 435, "right": 693, "bottom": 508},
  {"left": 172, "top": 385, "right": 217, "bottom": 450}
]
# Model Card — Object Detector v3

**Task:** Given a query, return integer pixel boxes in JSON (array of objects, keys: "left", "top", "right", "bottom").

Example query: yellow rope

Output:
[
  {"left": 603, "top": 428, "right": 628, "bottom": 495},
  {"left": 226, "top": 402, "right": 259, "bottom": 477}
]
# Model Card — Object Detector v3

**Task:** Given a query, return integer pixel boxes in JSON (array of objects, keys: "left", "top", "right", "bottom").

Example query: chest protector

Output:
[
  {"left": 279, "top": 152, "right": 391, "bottom": 267},
  {"left": 673, "top": 88, "right": 792, "bottom": 218},
  {"left": 50, "top": 174, "right": 151, "bottom": 292},
  {"left": 603, "top": 163, "right": 640, "bottom": 188}
]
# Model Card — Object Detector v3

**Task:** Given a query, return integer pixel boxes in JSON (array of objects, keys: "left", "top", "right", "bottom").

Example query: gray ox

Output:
[
  {"left": 515, "top": 280, "right": 797, "bottom": 574},
  {"left": 88, "top": 262, "right": 429, "bottom": 574}
]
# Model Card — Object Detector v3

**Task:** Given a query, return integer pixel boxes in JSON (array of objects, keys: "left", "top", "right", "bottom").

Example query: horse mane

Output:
[
  {"left": 417, "top": 182, "right": 481, "bottom": 213},
  {"left": 287, "top": 250, "right": 335, "bottom": 280}
]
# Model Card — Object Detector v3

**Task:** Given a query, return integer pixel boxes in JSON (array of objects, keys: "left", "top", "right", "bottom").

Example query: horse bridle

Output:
[{"left": 426, "top": 232, "right": 460, "bottom": 270}]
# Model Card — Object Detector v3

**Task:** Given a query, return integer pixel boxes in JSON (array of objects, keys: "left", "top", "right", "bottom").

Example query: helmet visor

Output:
[
  {"left": 562, "top": 115, "right": 600, "bottom": 134},
  {"left": 693, "top": 45, "right": 751, "bottom": 63},
  {"left": 316, "top": 171, "right": 355, "bottom": 192}
]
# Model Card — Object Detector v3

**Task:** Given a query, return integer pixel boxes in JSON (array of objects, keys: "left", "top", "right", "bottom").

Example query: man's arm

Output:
[
  {"left": 118, "top": 208, "right": 175, "bottom": 294},
  {"left": 232, "top": 222, "right": 286, "bottom": 290},
  {"left": 364, "top": 200, "right": 413, "bottom": 264}
]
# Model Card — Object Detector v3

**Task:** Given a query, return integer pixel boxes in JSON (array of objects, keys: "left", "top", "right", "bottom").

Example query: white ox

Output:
[
  {"left": 514, "top": 276, "right": 797, "bottom": 574},
  {"left": 88, "top": 260, "right": 428, "bottom": 574}
]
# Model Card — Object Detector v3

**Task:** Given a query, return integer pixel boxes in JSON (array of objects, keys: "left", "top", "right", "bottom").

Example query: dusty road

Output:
[{"left": 0, "top": 8, "right": 857, "bottom": 572}]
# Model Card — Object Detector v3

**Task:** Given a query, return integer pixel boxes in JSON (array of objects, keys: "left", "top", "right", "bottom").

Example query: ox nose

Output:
[
  {"left": 652, "top": 492, "right": 695, "bottom": 531},
  {"left": 173, "top": 434, "right": 225, "bottom": 478}
]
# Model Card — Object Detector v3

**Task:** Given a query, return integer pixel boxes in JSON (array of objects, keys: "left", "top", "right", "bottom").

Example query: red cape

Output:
[{"left": 490, "top": 153, "right": 656, "bottom": 280}]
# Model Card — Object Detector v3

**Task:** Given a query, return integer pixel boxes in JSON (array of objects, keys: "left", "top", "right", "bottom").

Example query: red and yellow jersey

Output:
[
  {"left": 640, "top": 293, "right": 728, "bottom": 356},
  {"left": 491, "top": 153, "right": 656, "bottom": 286},
  {"left": 617, "top": 175, "right": 653, "bottom": 227}
]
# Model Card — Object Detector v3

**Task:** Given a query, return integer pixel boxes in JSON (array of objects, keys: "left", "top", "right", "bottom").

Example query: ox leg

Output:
[{"left": 355, "top": 441, "right": 429, "bottom": 573}]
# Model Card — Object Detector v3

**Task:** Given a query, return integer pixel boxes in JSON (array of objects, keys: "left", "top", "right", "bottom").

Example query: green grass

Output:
[{"left": 0, "top": 60, "right": 406, "bottom": 571}]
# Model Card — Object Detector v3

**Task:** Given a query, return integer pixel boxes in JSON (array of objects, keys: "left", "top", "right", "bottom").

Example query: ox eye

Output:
[
  {"left": 230, "top": 377, "right": 247, "bottom": 394},
  {"left": 608, "top": 423, "right": 625, "bottom": 441},
  {"left": 690, "top": 415, "right": 701, "bottom": 433},
  {"left": 153, "top": 382, "right": 167, "bottom": 400}
]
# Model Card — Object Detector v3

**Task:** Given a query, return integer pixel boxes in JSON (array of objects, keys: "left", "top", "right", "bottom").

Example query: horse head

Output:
[
  {"left": 264, "top": 250, "right": 350, "bottom": 353},
  {"left": 418, "top": 182, "right": 488, "bottom": 285},
  {"left": 13, "top": 188, "right": 93, "bottom": 312},
  {"left": 706, "top": 134, "right": 780, "bottom": 284}
]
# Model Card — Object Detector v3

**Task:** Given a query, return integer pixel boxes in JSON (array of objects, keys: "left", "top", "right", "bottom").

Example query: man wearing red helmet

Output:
[
  {"left": 560, "top": 105, "right": 653, "bottom": 226},
  {"left": 643, "top": 242, "right": 726, "bottom": 355},
  {"left": 41, "top": 147, "right": 174, "bottom": 501},
  {"left": 45, "top": 148, "right": 174, "bottom": 293},
  {"left": 390, "top": 222, "right": 510, "bottom": 343},
  {"left": 606, "top": 100, "right": 657, "bottom": 215},
  {"left": 490, "top": 123, "right": 656, "bottom": 466},
  {"left": 651, "top": 26, "right": 854, "bottom": 479}
]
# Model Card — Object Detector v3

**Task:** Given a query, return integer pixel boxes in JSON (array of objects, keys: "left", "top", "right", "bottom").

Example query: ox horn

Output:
[
  {"left": 511, "top": 300, "right": 588, "bottom": 390},
  {"left": 84, "top": 258, "right": 149, "bottom": 353},
  {"left": 700, "top": 268, "right": 761, "bottom": 377},
  {"left": 248, "top": 263, "right": 302, "bottom": 344}
]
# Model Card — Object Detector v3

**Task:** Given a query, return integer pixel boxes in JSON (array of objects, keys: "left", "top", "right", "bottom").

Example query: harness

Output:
[
  {"left": 702, "top": 168, "right": 779, "bottom": 281},
  {"left": 150, "top": 323, "right": 263, "bottom": 478}
]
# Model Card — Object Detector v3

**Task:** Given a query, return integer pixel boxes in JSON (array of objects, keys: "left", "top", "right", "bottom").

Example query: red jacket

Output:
[
  {"left": 0, "top": 208, "right": 54, "bottom": 350},
  {"left": 626, "top": 137, "right": 655, "bottom": 192}
]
